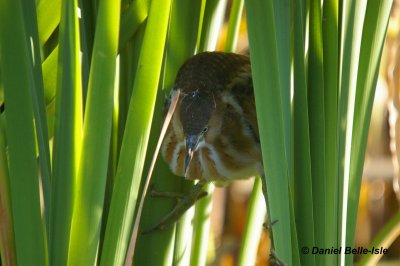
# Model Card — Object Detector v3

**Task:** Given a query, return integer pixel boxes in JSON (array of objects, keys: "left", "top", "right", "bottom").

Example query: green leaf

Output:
[
  {"left": 37, "top": 0, "right": 61, "bottom": 47},
  {"left": 292, "top": 0, "right": 315, "bottom": 264},
  {"left": 100, "top": 0, "right": 171, "bottom": 264},
  {"left": 346, "top": 0, "right": 393, "bottom": 264},
  {"left": 50, "top": 0, "right": 82, "bottom": 264},
  {"left": 307, "top": 0, "right": 326, "bottom": 264},
  {"left": 245, "top": 0, "right": 295, "bottom": 264},
  {"left": 322, "top": 0, "right": 339, "bottom": 264},
  {"left": 238, "top": 178, "right": 266, "bottom": 266},
  {"left": 224, "top": 0, "right": 244, "bottom": 52},
  {"left": 119, "top": 0, "right": 149, "bottom": 49},
  {"left": 0, "top": 0, "right": 47, "bottom": 264},
  {"left": 23, "top": 0, "right": 52, "bottom": 238},
  {"left": 68, "top": 0, "right": 121, "bottom": 263},
  {"left": 0, "top": 116, "right": 16, "bottom": 266}
]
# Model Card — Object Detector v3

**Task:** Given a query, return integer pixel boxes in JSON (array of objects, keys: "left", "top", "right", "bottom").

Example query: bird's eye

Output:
[
  {"left": 190, "top": 91, "right": 198, "bottom": 98},
  {"left": 201, "top": 127, "right": 208, "bottom": 134}
]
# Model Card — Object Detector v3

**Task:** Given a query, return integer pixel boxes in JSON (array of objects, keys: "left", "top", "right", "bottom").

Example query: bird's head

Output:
[
  {"left": 178, "top": 89, "right": 218, "bottom": 176},
  {"left": 162, "top": 52, "right": 255, "bottom": 181}
]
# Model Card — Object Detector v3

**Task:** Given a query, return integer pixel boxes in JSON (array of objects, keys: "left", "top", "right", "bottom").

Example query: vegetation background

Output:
[{"left": 0, "top": 0, "right": 399, "bottom": 265}]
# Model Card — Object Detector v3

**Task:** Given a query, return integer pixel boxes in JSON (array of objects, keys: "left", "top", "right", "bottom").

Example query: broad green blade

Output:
[
  {"left": 37, "top": 0, "right": 61, "bottom": 47},
  {"left": 346, "top": 0, "right": 393, "bottom": 264},
  {"left": 68, "top": 0, "right": 121, "bottom": 263},
  {"left": 245, "top": 0, "right": 294, "bottom": 264},
  {"left": 119, "top": 0, "right": 149, "bottom": 49},
  {"left": 23, "top": 0, "right": 52, "bottom": 237},
  {"left": 307, "top": 0, "right": 326, "bottom": 265},
  {"left": 0, "top": 0, "right": 48, "bottom": 264},
  {"left": 238, "top": 178, "right": 266, "bottom": 266},
  {"left": 189, "top": 183, "right": 214, "bottom": 266},
  {"left": 50, "top": 0, "right": 82, "bottom": 264},
  {"left": 337, "top": 1, "right": 367, "bottom": 265},
  {"left": 273, "top": 0, "right": 291, "bottom": 171},
  {"left": 322, "top": 0, "right": 339, "bottom": 264},
  {"left": 0, "top": 116, "right": 16, "bottom": 266},
  {"left": 42, "top": 47, "right": 58, "bottom": 105},
  {"left": 292, "top": 0, "right": 315, "bottom": 264},
  {"left": 42, "top": 46, "right": 58, "bottom": 139},
  {"left": 99, "top": 0, "right": 171, "bottom": 264}
]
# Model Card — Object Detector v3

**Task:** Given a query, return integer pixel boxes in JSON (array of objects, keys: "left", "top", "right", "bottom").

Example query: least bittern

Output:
[{"left": 147, "top": 51, "right": 263, "bottom": 232}]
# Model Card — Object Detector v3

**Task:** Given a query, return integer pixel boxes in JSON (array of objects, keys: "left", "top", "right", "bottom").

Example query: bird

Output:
[
  {"left": 144, "top": 52, "right": 263, "bottom": 233},
  {"left": 161, "top": 51, "right": 262, "bottom": 184},
  {"left": 148, "top": 52, "right": 286, "bottom": 265}
]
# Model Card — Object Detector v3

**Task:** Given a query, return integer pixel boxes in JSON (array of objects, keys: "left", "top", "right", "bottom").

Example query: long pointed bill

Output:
[{"left": 184, "top": 134, "right": 200, "bottom": 177}]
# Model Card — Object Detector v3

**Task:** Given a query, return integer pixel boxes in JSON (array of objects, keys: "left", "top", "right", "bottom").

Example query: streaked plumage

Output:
[{"left": 161, "top": 52, "right": 262, "bottom": 184}]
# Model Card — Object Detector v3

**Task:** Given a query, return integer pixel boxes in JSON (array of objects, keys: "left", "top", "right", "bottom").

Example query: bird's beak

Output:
[{"left": 184, "top": 134, "right": 200, "bottom": 177}]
